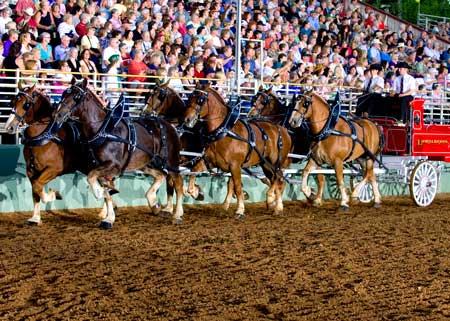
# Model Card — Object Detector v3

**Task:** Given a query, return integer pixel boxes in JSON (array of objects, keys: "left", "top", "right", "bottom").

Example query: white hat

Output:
[
  {"left": 23, "top": 7, "right": 35, "bottom": 16},
  {"left": 372, "top": 39, "right": 382, "bottom": 45},
  {"left": 397, "top": 42, "right": 405, "bottom": 48},
  {"left": 203, "top": 35, "right": 213, "bottom": 43},
  {"left": 263, "top": 57, "right": 273, "bottom": 65}
]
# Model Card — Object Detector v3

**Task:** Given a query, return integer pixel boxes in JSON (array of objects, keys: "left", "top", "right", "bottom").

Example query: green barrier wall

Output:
[{"left": 1, "top": 145, "right": 449, "bottom": 213}]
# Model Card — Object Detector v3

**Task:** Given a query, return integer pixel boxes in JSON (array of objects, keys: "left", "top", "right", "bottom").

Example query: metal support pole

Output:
[{"left": 234, "top": 2, "right": 242, "bottom": 94}]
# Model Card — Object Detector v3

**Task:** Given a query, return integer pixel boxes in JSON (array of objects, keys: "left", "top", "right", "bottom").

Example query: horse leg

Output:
[
  {"left": 367, "top": 160, "right": 382, "bottom": 207},
  {"left": 262, "top": 167, "right": 276, "bottom": 210},
  {"left": 301, "top": 159, "right": 316, "bottom": 200},
  {"left": 185, "top": 161, "right": 206, "bottom": 201},
  {"left": 160, "top": 174, "right": 174, "bottom": 218},
  {"left": 28, "top": 169, "right": 61, "bottom": 225},
  {"left": 144, "top": 168, "right": 166, "bottom": 215},
  {"left": 273, "top": 174, "right": 286, "bottom": 215},
  {"left": 230, "top": 165, "right": 245, "bottom": 220},
  {"left": 334, "top": 160, "right": 350, "bottom": 211},
  {"left": 311, "top": 173, "right": 325, "bottom": 207},
  {"left": 351, "top": 160, "right": 368, "bottom": 203},
  {"left": 223, "top": 176, "right": 234, "bottom": 211},
  {"left": 99, "top": 193, "right": 116, "bottom": 230},
  {"left": 171, "top": 172, "right": 185, "bottom": 224}
]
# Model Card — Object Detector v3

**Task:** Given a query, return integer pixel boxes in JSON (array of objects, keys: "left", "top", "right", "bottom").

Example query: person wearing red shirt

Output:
[
  {"left": 75, "top": 13, "right": 89, "bottom": 37},
  {"left": 127, "top": 49, "right": 150, "bottom": 100}
]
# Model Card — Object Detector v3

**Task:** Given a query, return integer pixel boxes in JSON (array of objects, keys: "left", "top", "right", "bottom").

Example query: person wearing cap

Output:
[
  {"left": 102, "top": 37, "right": 120, "bottom": 72},
  {"left": 368, "top": 38, "right": 382, "bottom": 64},
  {"left": 356, "top": 63, "right": 385, "bottom": 118},
  {"left": 104, "top": 53, "right": 122, "bottom": 107},
  {"left": 391, "top": 61, "right": 416, "bottom": 123},
  {"left": 16, "top": 7, "right": 38, "bottom": 31}
]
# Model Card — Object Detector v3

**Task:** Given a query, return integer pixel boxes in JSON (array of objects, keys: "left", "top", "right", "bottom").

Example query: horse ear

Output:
[
  {"left": 18, "top": 81, "right": 23, "bottom": 91},
  {"left": 166, "top": 78, "right": 171, "bottom": 86},
  {"left": 267, "top": 85, "right": 273, "bottom": 93},
  {"left": 195, "top": 81, "right": 201, "bottom": 88},
  {"left": 155, "top": 78, "right": 161, "bottom": 86},
  {"left": 292, "top": 93, "right": 296, "bottom": 101},
  {"left": 82, "top": 78, "right": 88, "bottom": 88},
  {"left": 71, "top": 77, "right": 76, "bottom": 85},
  {"left": 258, "top": 84, "right": 264, "bottom": 91}
]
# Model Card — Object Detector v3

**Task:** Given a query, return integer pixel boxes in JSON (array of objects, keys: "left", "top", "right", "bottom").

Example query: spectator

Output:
[
  {"left": 104, "top": 54, "right": 122, "bottom": 106},
  {"left": 53, "top": 60, "right": 73, "bottom": 95},
  {"left": 127, "top": 49, "right": 150, "bottom": 96},
  {"left": 356, "top": 63, "right": 384, "bottom": 117},
  {"left": 102, "top": 37, "right": 120, "bottom": 72},
  {"left": 67, "top": 47, "right": 80, "bottom": 78},
  {"left": 368, "top": 38, "right": 382, "bottom": 64},
  {"left": 54, "top": 35, "right": 72, "bottom": 62},
  {"left": 2, "top": 28, "right": 18, "bottom": 57},
  {"left": 57, "top": 14, "right": 78, "bottom": 43},
  {"left": 15, "top": 0, "right": 36, "bottom": 18},
  {"left": 79, "top": 48, "right": 97, "bottom": 79},
  {"left": 0, "top": 6, "right": 12, "bottom": 37},
  {"left": 35, "top": 0, "right": 55, "bottom": 36},
  {"left": 35, "top": 32, "right": 53, "bottom": 68},
  {"left": 16, "top": 8, "right": 38, "bottom": 33},
  {"left": 182, "top": 63, "right": 195, "bottom": 90}
]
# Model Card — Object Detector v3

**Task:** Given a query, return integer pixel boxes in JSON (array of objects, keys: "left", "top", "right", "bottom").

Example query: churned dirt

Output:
[{"left": 1, "top": 195, "right": 450, "bottom": 321}]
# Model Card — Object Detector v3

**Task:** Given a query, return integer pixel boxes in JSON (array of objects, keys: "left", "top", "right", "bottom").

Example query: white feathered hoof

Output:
[
  {"left": 150, "top": 203, "right": 161, "bottom": 215},
  {"left": 273, "top": 209, "right": 283, "bottom": 215},
  {"left": 374, "top": 202, "right": 381, "bottom": 208},
  {"left": 27, "top": 219, "right": 41, "bottom": 226},
  {"left": 338, "top": 205, "right": 350, "bottom": 213},
  {"left": 243, "top": 190, "right": 250, "bottom": 200},
  {"left": 352, "top": 197, "right": 359, "bottom": 203},
  {"left": 235, "top": 213, "right": 246, "bottom": 220},
  {"left": 173, "top": 218, "right": 183, "bottom": 225},
  {"left": 194, "top": 187, "right": 205, "bottom": 201},
  {"left": 99, "top": 221, "right": 113, "bottom": 230},
  {"left": 159, "top": 211, "right": 172, "bottom": 219},
  {"left": 53, "top": 189, "right": 63, "bottom": 200}
]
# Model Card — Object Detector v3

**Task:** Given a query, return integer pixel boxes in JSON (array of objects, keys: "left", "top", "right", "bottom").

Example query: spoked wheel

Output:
[
  {"left": 409, "top": 161, "right": 438, "bottom": 207},
  {"left": 351, "top": 177, "right": 374, "bottom": 203}
]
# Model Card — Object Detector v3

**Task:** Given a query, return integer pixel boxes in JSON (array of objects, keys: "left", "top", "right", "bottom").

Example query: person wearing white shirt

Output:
[
  {"left": 392, "top": 61, "right": 416, "bottom": 123},
  {"left": 0, "top": 6, "right": 12, "bottom": 37},
  {"left": 57, "top": 14, "right": 79, "bottom": 40}
]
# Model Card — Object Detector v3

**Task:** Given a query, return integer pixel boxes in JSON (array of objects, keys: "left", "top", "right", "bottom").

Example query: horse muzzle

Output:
[
  {"left": 184, "top": 115, "right": 197, "bottom": 128},
  {"left": 289, "top": 114, "right": 304, "bottom": 128},
  {"left": 5, "top": 114, "right": 19, "bottom": 134}
]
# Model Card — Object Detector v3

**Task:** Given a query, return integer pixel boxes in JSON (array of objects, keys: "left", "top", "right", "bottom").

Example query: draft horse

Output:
[
  {"left": 5, "top": 84, "right": 110, "bottom": 224},
  {"left": 54, "top": 78, "right": 184, "bottom": 228},
  {"left": 248, "top": 86, "right": 326, "bottom": 205},
  {"left": 141, "top": 81, "right": 206, "bottom": 200},
  {"left": 289, "top": 90, "right": 384, "bottom": 211},
  {"left": 184, "top": 83, "right": 292, "bottom": 218}
]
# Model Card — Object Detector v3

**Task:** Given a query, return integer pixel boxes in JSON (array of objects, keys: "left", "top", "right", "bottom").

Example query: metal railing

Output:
[{"left": 417, "top": 13, "right": 450, "bottom": 34}]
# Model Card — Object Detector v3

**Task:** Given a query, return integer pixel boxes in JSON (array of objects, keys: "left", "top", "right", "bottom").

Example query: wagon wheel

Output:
[
  {"left": 351, "top": 177, "right": 374, "bottom": 203},
  {"left": 409, "top": 161, "right": 438, "bottom": 207}
]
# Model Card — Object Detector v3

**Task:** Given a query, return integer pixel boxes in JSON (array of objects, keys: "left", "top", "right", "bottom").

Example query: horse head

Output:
[
  {"left": 184, "top": 82, "right": 210, "bottom": 128},
  {"left": 248, "top": 85, "right": 285, "bottom": 118},
  {"left": 289, "top": 90, "right": 314, "bottom": 128},
  {"left": 54, "top": 78, "right": 89, "bottom": 125},
  {"left": 5, "top": 83, "right": 52, "bottom": 134},
  {"left": 142, "top": 80, "right": 172, "bottom": 117}
]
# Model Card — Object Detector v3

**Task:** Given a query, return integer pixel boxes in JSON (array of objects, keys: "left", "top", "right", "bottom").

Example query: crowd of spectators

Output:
[{"left": 0, "top": 0, "right": 450, "bottom": 109}]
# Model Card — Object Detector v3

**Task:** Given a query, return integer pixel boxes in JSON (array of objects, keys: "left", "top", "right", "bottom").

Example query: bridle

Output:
[
  {"left": 11, "top": 90, "right": 38, "bottom": 124},
  {"left": 291, "top": 92, "right": 312, "bottom": 127},
  {"left": 144, "top": 84, "right": 169, "bottom": 116},
  {"left": 56, "top": 83, "right": 90, "bottom": 124},
  {"left": 188, "top": 88, "right": 209, "bottom": 122}
]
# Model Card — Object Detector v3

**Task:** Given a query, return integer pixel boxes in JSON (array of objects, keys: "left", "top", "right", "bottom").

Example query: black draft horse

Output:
[{"left": 54, "top": 79, "right": 184, "bottom": 228}]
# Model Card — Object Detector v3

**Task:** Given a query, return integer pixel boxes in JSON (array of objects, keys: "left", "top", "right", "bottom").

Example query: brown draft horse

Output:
[
  {"left": 141, "top": 81, "right": 206, "bottom": 200},
  {"left": 4, "top": 83, "right": 110, "bottom": 225},
  {"left": 184, "top": 83, "right": 292, "bottom": 218},
  {"left": 248, "top": 86, "right": 326, "bottom": 204},
  {"left": 289, "top": 90, "right": 384, "bottom": 210},
  {"left": 54, "top": 78, "right": 184, "bottom": 228}
]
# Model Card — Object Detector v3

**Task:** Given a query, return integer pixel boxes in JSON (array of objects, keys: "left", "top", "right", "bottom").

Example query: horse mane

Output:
[
  {"left": 206, "top": 86, "right": 227, "bottom": 106},
  {"left": 85, "top": 85, "right": 108, "bottom": 107},
  {"left": 311, "top": 91, "right": 329, "bottom": 108}
]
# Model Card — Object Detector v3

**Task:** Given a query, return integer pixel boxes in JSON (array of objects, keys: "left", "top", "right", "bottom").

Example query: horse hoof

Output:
[
  {"left": 27, "top": 220, "right": 40, "bottom": 226},
  {"left": 195, "top": 191, "right": 205, "bottom": 201},
  {"left": 108, "top": 188, "right": 120, "bottom": 196},
  {"left": 243, "top": 190, "right": 250, "bottom": 200},
  {"left": 273, "top": 209, "right": 283, "bottom": 215},
  {"left": 311, "top": 199, "right": 322, "bottom": 207},
  {"left": 374, "top": 202, "right": 381, "bottom": 208},
  {"left": 99, "top": 221, "right": 113, "bottom": 230},
  {"left": 352, "top": 197, "right": 359, "bottom": 203},
  {"left": 173, "top": 218, "right": 183, "bottom": 225},
  {"left": 54, "top": 190, "right": 63, "bottom": 200},
  {"left": 150, "top": 203, "right": 161, "bottom": 215},
  {"left": 159, "top": 211, "right": 172, "bottom": 219},
  {"left": 339, "top": 205, "right": 350, "bottom": 213},
  {"left": 235, "top": 213, "right": 245, "bottom": 220}
]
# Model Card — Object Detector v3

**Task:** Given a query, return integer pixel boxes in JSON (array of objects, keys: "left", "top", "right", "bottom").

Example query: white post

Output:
[{"left": 234, "top": 2, "right": 242, "bottom": 94}]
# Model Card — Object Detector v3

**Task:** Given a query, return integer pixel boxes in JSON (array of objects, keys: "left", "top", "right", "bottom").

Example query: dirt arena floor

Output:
[{"left": 1, "top": 195, "right": 450, "bottom": 321}]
